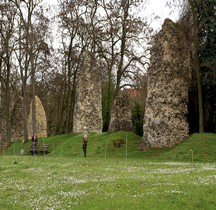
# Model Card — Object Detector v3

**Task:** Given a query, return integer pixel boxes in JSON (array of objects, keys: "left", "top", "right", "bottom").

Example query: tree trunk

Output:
[
  {"left": 5, "top": 60, "right": 11, "bottom": 144},
  {"left": 30, "top": 32, "right": 36, "bottom": 135},
  {"left": 22, "top": 82, "right": 29, "bottom": 143},
  {"left": 189, "top": 0, "right": 204, "bottom": 133}
]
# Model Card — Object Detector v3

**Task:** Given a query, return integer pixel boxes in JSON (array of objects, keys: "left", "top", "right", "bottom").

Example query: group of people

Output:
[{"left": 30, "top": 127, "right": 88, "bottom": 157}]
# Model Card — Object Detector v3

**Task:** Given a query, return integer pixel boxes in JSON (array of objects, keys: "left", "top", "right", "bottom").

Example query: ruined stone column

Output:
[
  {"left": 0, "top": 95, "right": 24, "bottom": 145},
  {"left": 11, "top": 96, "right": 24, "bottom": 141},
  {"left": 73, "top": 51, "right": 102, "bottom": 133},
  {"left": 108, "top": 90, "right": 132, "bottom": 132},
  {"left": 28, "top": 95, "right": 47, "bottom": 138},
  {"left": 142, "top": 19, "right": 191, "bottom": 148},
  {"left": 0, "top": 109, "right": 6, "bottom": 148}
]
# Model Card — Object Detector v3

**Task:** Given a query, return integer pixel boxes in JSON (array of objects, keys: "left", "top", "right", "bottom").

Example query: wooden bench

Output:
[
  {"left": 40, "top": 144, "right": 49, "bottom": 155},
  {"left": 29, "top": 144, "right": 49, "bottom": 155}
]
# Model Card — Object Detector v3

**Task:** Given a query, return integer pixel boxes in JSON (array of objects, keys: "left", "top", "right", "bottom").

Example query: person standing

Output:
[
  {"left": 82, "top": 127, "right": 88, "bottom": 157},
  {"left": 31, "top": 133, "right": 38, "bottom": 155}
]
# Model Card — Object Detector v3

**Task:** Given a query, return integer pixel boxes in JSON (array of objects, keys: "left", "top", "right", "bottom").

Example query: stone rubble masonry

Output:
[
  {"left": 28, "top": 95, "right": 47, "bottom": 138},
  {"left": 0, "top": 95, "right": 47, "bottom": 147},
  {"left": 11, "top": 96, "right": 24, "bottom": 141},
  {"left": 0, "top": 96, "right": 24, "bottom": 148},
  {"left": 142, "top": 18, "right": 191, "bottom": 148},
  {"left": 73, "top": 50, "right": 103, "bottom": 133},
  {"left": 108, "top": 89, "right": 133, "bottom": 132},
  {"left": 0, "top": 110, "right": 7, "bottom": 149}
]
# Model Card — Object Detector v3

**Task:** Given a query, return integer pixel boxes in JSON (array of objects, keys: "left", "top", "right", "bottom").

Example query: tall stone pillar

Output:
[
  {"left": 108, "top": 90, "right": 132, "bottom": 132},
  {"left": 73, "top": 51, "right": 102, "bottom": 133},
  {"left": 11, "top": 96, "right": 24, "bottom": 141},
  {"left": 28, "top": 95, "right": 47, "bottom": 138},
  {"left": 142, "top": 19, "right": 191, "bottom": 148}
]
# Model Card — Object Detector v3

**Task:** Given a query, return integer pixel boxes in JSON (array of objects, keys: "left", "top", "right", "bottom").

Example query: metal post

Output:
[
  {"left": 61, "top": 141, "right": 63, "bottom": 157},
  {"left": 105, "top": 141, "right": 107, "bottom": 160},
  {"left": 126, "top": 135, "right": 128, "bottom": 161},
  {"left": 13, "top": 143, "right": 15, "bottom": 156},
  {"left": 190, "top": 149, "right": 194, "bottom": 162},
  {"left": 53, "top": 143, "right": 54, "bottom": 156},
  {"left": 116, "top": 142, "right": 118, "bottom": 163}
]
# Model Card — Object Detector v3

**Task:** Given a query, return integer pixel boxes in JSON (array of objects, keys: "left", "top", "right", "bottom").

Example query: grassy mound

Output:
[
  {"left": 160, "top": 133, "right": 216, "bottom": 162},
  {"left": 2, "top": 132, "right": 216, "bottom": 162}
]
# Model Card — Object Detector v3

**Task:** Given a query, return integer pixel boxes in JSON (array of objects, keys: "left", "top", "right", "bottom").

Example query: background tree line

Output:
[
  {"left": 0, "top": 0, "right": 149, "bottom": 144},
  {"left": 0, "top": 0, "right": 215, "bottom": 145},
  {"left": 176, "top": 0, "right": 216, "bottom": 133}
]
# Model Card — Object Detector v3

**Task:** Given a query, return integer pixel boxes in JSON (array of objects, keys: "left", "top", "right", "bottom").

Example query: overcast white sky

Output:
[
  {"left": 43, "top": 0, "right": 180, "bottom": 31},
  {"left": 145, "top": 0, "right": 180, "bottom": 30}
]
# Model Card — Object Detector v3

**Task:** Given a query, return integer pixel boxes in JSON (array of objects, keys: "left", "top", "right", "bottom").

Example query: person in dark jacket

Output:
[
  {"left": 82, "top": 127, "right": 88, "bottom": 157},
  {"left": 31, "top": 133, "right": 38, "bottom": 155}
]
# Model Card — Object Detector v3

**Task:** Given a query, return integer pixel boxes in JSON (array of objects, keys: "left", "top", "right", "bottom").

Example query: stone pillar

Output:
[
  {"left": 0, "top": 109, "right": 6, "bottom": 148},
  {"left": 73, "top": 51, "right": 102, "bottom": 133},
  {"left": 108, "top": 90, "right": 132, "bottom": 132},
  {"left": 11, "top": 96, "right": 24, "bottom": 141},
  {"left": 142, "top": 19, "right": 191, "bottom": 148},
  {"left": 28, "top": 95, "right": 47, "bottom": 138},
  {"left": 1, "top": 96, "right": 24, "bottom": 143}
]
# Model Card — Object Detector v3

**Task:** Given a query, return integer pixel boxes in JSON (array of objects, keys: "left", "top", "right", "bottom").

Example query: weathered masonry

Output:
[{"left": 142, "top": 19, "right": 191, "bottom": 148}]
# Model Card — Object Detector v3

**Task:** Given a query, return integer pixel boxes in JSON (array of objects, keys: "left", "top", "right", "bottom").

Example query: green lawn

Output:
[
  {"left": 0, "top": 132, "right": 216, "bottom": 209},
  {"left": 0, "top": 156, "right": 216, "bottom": 210}
]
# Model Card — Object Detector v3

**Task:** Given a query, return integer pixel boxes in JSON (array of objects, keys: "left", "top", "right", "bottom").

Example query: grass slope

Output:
[
  {"left": 2, "top": 132, "right": 216, "bottom": 162},
  {"left": 160, "top": 133, "right": 216, "bottom": 162}
]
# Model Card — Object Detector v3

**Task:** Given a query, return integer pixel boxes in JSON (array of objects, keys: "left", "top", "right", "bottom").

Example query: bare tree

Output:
[
  {"left": 0, "top": 1, "right": 17, "bottom": 145},
  {"left": 168, "top": 0, "right": 204, "bottom": 133},
  {"left": 55, "top": 0, "right": 88, "bottom": 133},
  {"left": 11, "top": 0, "right": 50, "bottom": 142},
  {"left": 98, "top": 0, "right": 150, "bottom": 129}
]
